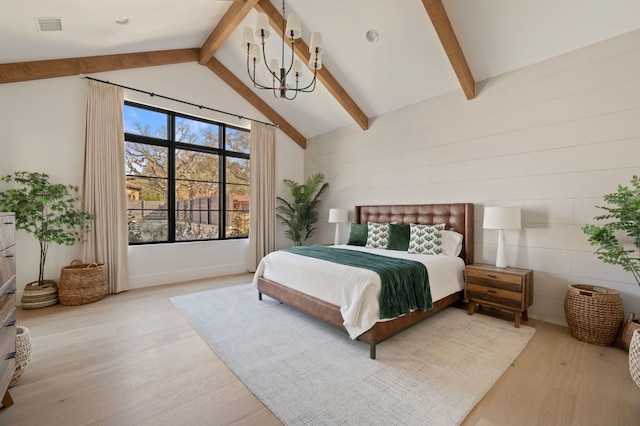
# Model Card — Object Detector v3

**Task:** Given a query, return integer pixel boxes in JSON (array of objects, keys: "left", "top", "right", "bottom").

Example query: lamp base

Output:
[
  {"left": 495, "top": 229, "right": 508, "bottom": 268},
  {"left": 334, "top": 224, "right": 340, "bottom": 246}
]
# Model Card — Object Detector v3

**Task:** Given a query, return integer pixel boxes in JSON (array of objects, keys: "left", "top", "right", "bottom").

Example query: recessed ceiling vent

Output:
[{"left": 34, "top": 17, "right": 63, "bottom": 32}]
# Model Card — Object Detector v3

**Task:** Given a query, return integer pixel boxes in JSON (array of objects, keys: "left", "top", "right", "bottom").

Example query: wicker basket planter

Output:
[
  {"left": 621, "top": 313, "right": 640, "bottom": 351},
  {"left": 59, "top": 260, "right": 108, "bottom": 306},
  {"left": 564, "top": 284, "right": 624, "bottom": 346},
  {"left": 9, "top": 326, "right": 32, "bottom": 388},
  {"left": 20, "top": 280, "right": 58, "bottom": 309}
]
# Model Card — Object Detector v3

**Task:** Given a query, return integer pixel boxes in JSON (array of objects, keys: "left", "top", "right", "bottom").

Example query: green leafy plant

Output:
[
  {"left": 0, "top": 172, "right": 93, "bottom": 285},
  {"left": 582, "top": 175, "right": 640, "bottom": 286},
  {"left": 276, "top": 173, "right": 329, "bottom": 246}
]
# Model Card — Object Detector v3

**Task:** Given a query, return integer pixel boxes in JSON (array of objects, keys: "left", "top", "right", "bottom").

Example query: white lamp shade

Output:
[
  {"left": 483, "top": 207, "right": 521, "bottom": 230},
  {"left": 241, "top": 27, "right": 255, "bottom": 50},
  {"left": 269, "top": 59, "right": 280, "bottom": 75},
  {"left": 328, "top": 209, "right": 348, "bottom": 223},
  {"left": 292, "top": 59, "right": 302, "bottom": 78},
  {"left": 249, "top": 44, "right": 261, "bottom": 65},
  {"left": 309, "top": 32, "right": 324, "bottom": 55},
  {"left": 308, "top": 55, "right": 322, "bottom": 70},
  {"left": 285, "top": 12, "right": 301, "bottom": 39},
  {"left": 255, "top": 13, "right": 271, "bottom": 39}
]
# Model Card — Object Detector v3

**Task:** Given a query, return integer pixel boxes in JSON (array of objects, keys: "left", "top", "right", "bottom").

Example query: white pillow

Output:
[
  {"left": 441, "top": 230, "right": 463, "bottom": 257},
  {"left": 408, "top": 223, "right": 445, "bottom": 254},
  {"left": 365, "top": 222, "right": 389, "bottom": 249}
]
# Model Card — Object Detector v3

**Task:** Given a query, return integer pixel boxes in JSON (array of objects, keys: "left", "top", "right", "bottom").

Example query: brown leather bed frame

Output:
[{"left": 257, "top": 203, "right": 474, "bottom": 359}]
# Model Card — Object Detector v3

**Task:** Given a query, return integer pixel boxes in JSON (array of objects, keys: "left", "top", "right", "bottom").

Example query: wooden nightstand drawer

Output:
[
  {"left": 465, "top": 268, "right": 523, "bottom": 291},
  {"left": 465, "top": 283, "right": 523, "bottom": 310}
]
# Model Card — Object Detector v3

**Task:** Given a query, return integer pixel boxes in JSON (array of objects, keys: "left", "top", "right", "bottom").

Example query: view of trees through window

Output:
[{"left": 124, "top": 102, "right": 250, "bottom": 244}]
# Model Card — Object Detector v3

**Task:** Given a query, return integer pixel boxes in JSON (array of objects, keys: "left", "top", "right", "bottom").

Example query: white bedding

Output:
[{"left": 252, "top": 244, "right": 465, "bottom": 339}]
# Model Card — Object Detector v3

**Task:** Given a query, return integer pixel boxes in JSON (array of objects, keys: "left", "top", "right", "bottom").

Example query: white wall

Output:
[
  {"left": 0, "top": 62, "right": 304, "bottom": 298},
  {"left": 305, "top": 29, "right": 640, "bottom": 326}
]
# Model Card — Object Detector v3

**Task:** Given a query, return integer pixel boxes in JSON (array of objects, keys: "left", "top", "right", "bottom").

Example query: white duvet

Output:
[{"left": 252, "top": 244, "right": 465, "bottom": 339}]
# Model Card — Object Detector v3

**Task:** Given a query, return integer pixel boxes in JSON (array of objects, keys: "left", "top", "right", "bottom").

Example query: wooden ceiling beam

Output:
[
  {"left": 199, "top": 0, "right": 259, "bottom": 64},
  {"left": 204, "top": 57, "right": 306, "bottom": 148},
  {"left": 421, "top": 0, "right": 476, "bottom": 100},
  {"left": 0, "top": 49, "right": 200, "bottom": 84},
  {"left": 255, "top": 0, "right": 369, "bottom": 131}
]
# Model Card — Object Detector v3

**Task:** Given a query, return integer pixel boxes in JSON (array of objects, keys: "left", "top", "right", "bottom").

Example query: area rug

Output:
[{"left": 170, "top": 284, "right": 535, "bottom": 426}]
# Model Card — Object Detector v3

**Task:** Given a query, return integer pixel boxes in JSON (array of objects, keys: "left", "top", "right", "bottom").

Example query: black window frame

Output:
[{"left": 124, "top": 100, "right": 250, "bottom": 245}]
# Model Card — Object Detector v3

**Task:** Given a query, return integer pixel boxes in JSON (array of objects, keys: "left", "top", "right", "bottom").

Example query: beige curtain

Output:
[
  {"left": 80, "top": 80, "right": 130, "bottom": 293},
  {"left": 248, "top": 122, "right": 276, "bottom": 272}
]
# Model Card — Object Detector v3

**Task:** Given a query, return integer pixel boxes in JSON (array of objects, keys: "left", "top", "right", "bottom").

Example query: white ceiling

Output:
[{"left": 3, "top": 0, "right": 640, "bottom": 139}]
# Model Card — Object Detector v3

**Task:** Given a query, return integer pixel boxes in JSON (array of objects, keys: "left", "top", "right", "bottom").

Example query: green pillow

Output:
[
  {"left": 347, "top": 223, "right": 368, "bottom": 246},
  {"left": 387, "top": 224, "right": 410, "bottom": 251}
]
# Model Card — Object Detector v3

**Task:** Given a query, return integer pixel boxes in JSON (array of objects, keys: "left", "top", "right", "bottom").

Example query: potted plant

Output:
[
  {"left": 276, "top": 173, "right": 329, "bottom": 246},
  {"left": 582, "top": 175, "right": 640, "bottom": 384},
  {"left": 0, "top": 172, "right": 93, "bottom": 308}
]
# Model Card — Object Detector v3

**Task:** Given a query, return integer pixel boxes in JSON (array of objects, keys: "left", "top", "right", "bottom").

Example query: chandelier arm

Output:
[
  {"left": 296, "top": 69, "right": 318, "bottom": 91},
  {"left": 246, "top": 54, "right": 276, "bottom": 90}
]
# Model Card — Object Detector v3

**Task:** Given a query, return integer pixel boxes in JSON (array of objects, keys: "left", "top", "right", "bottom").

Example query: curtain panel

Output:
[{"left": 80, "top": 80, "right": 130, "bottom": 293}]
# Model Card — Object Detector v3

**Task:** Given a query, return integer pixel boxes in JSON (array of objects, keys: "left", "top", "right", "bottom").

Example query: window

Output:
[{"left": 124, "top": 102, "right": 250, "bottom": 244}]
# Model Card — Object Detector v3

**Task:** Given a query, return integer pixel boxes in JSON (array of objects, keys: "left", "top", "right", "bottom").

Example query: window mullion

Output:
[{"left": 168, "top": 114, "right": 176, "bottom": 242}]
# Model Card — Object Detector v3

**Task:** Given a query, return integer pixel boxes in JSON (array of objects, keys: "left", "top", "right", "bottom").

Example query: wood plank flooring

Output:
[{"left": 0, "top": 273, "right": 638, "bottom": 425}]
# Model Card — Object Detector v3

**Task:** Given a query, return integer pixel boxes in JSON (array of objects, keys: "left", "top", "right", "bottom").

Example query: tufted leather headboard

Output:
[{"left": 355, "top": 203, "right": 474, "bottom": 265}]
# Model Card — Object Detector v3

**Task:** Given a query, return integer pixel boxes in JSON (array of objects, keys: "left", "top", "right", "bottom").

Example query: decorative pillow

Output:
[
  {"left": 441, "top": 230, "right": 464, "bottom": 257},
  {"left": 386, "top": 224, "right": 410, "bottom": 251},
  {"left": 365, "top": 222, "right": 389, "bottom": 249},
  {"left": 347, "top": 223, "right": 368, "bottom": 246},
  {"left": 408, "top": 223, "right": 445, "bottom": 254}
]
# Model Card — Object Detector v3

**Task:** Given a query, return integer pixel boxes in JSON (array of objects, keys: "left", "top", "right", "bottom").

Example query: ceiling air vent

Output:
[{"left": 35, "top": 17, "right": 63, "bottom": 32}]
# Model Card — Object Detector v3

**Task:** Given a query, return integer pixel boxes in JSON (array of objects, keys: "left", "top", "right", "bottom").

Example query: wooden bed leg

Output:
[
  {"left": 370, "top": 344, "right": 376, "bottom": 360},
  {"left": 258, "top": 292, "right": 262, "bottom": 301}
]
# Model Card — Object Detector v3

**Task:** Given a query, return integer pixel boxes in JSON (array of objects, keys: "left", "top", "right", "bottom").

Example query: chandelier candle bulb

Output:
[
  {"left": 309, "top": 56, "right": 322, "bottom": 70},
  {"left": 293, "top": 60, "right": 302, "bottom": 78}
]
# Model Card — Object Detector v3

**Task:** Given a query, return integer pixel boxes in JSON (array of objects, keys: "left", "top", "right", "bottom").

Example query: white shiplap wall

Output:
[{"left": 305, "top": 29, "right": 640, "bottom": 326}]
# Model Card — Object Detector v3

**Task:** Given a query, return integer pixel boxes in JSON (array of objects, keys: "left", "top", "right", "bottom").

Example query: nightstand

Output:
[{"left": 465, "top": 263, "right": 533, "bottom": 328}]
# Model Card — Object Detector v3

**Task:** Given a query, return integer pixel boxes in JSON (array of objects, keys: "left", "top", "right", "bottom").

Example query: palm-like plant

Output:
[
  {"left": 582, "top": 175, "right": 640, "bottom": 286},
  {"left": 276, "top": 173, "right": 329, "bottom": 246}
]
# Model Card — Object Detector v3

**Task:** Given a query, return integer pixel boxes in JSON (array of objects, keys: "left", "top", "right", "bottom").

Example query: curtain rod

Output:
[{"left": 81, "top": 75, "right": 277, "bottom": 128}]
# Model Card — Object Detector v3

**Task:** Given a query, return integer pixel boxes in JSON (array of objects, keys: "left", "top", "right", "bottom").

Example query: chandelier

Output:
[{"left": 241, "top": 0, "right": 323, "bottom": 100}]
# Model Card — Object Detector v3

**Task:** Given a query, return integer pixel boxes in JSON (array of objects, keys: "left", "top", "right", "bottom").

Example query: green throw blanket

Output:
[{"left": 283, "top": 245, "right": 432, "bottom": 319}]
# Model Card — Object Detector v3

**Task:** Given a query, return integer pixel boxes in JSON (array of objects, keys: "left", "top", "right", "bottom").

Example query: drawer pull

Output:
[
  {"left": 487, "top": 289, "right": 497, "bottom": 294},
  {"left": 5, "top": 352, "right": 16, "bottom": 360},
  {"left": 487, "top": 274, "right": 498, "bottom": 278},
  {"left": 1, "top": 221, "right": 14, "bottom": 225},
  {"left": 4, "top": 254, "right": 14, "bottom": 258},
  {"left": 6, "top": 290, "right": 16, "bottom": 295},
  {"left": 6, "top": 320, "right": 16, "bottom": 327}
]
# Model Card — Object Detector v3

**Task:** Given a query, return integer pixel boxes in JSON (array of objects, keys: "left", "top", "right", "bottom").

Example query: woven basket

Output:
[
  {"left": 21, "top": 280, "right": 58, "bottom": 309},
  {"left": 621, "top": 313, "right": 640, "bottom": 351},
  {"left": 564, "top": 284, "right": 624, "bottom": 346},
  {"left": 9, "top": 326, "right": 32, "bottom": 388},
  {"left": 59, "top": 260, "right": 108, "bottom": 306}
]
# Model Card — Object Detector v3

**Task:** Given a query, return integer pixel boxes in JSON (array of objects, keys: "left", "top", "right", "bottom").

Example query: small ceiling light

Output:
[
  {"left": 365, "top": 29, "right": 379, "bottom": 43},
  {"left": 115, "top": 17, "right": 129, "bottom": 25}
]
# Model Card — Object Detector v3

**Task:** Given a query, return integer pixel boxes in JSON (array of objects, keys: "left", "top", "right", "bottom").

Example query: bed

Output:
[{"left": 254, "top": 203, "right": 474, "bottom": 359}]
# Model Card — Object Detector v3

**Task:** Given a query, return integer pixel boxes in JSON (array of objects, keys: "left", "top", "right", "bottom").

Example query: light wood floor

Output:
[{"left": 0, "top": 273, "right": 638, "bottom": 425}]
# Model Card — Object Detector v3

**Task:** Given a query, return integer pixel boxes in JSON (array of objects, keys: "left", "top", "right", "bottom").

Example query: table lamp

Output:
[
  {"left": 483, "top": 206, "right": 521, "bottom": 268},
  {"left": 328, "top": 208, "right": 348, "bottom": 245}
]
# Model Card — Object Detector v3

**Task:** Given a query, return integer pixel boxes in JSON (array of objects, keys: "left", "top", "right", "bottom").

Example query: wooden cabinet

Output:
[
  {"left": 0, "top": 213, "right": 16, "bottom": 408},
  {"left": 465, "top": 263, "right": 533, "bottom": 328}
]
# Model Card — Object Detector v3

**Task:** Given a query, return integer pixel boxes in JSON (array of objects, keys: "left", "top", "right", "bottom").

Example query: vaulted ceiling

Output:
[{"left": 3, "top": 0, "right": 640, "bottom": 149}]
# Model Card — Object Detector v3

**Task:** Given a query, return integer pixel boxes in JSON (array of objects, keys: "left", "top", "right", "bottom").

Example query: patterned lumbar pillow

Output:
[
  {"left": 408, "top": 223, "right": 445, "bottom": 254},
  {"left": 365, "top": 222, "right": 390, "bottom": 249}
]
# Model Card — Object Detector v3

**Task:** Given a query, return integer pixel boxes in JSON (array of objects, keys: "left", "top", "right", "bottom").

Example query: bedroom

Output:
[{"left": 1, "top": 0, "right": 640, "bottom": 424}]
